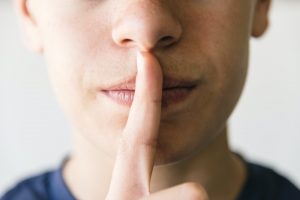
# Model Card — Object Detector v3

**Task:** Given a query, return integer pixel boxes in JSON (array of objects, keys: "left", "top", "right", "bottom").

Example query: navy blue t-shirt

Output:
[{"left": 1, "top": 160, "right": 300, "bottom": 200}]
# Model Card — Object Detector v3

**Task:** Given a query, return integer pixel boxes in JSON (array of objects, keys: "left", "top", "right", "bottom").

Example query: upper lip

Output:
[{"left": 101, "top": 76, "right": 200, "bottom": 91}]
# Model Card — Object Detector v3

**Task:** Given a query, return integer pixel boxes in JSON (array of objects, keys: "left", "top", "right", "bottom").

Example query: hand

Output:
[{"left": 106, "top": 52, "right": 209, "bottom": 200}]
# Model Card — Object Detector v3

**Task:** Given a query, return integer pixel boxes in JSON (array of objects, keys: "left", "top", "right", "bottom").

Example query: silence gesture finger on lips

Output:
[{"left": 106, "top": 52, "right": 208, "bottom": 200}]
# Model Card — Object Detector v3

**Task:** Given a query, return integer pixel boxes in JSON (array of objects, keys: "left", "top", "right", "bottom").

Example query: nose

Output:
[{"left": 112, "top": 1, "right": 182, "bottom": 51}]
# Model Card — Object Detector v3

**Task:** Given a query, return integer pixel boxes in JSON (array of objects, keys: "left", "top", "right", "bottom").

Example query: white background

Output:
[{"left": 1, "top": 0, "right": 300, "bottom": 195}]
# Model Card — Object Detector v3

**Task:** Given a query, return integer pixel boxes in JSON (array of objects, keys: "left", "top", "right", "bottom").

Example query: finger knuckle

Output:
[
  {"left": 119, "top": 136, "right": 132, "bottom": 152},
  {"left": 151, "top": 97, "right": 162, "bottom": 105},
  {"left": 180, "top": 182, "right": 209, "bottom": 200},
  {"left": 123, "top": 133, "right": 157, "bottom": 148}
]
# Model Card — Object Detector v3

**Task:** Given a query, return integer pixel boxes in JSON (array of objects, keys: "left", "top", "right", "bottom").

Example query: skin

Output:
[{"left": 15, "top": 0, "right": 271, "bottom": 199}]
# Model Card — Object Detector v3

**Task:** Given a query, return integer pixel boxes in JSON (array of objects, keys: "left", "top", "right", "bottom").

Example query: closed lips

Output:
[
  {"left": 101, "top": 76, "right": 199, "bottom": 107},
  {"left": 101, "top": 76, "right": 199, "bottom": 91}
]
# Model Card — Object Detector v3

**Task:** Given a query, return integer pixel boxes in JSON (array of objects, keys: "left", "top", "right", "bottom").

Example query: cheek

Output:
[
  {"left": 192, "top": 4, "right": 251, "bottom": 100},
  {"left": 155, "top": 4, "right": 251, "bottom": 162},
  {"left": 201, "top": 9, "right": 250, "bottom": 134},
  {"left": 40, "top": 8, "right": 130, "bottom": 144}
]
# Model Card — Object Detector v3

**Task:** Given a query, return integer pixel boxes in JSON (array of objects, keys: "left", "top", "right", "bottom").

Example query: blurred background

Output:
[{"left": 1, "top": 0, "right": 300, "bottom": 195}]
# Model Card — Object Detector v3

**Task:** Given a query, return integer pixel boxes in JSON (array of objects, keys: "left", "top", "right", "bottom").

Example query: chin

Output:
[
  {"left": 153, "top": 142, "right": 197, "bottom": 166},
  {"left": 153, "top": 130, "right": 218, "bottom": 166}
]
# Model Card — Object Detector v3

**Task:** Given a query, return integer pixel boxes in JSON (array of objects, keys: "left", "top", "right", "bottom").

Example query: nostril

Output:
[
  {"left": 117, "top": 35, "right": 178, "bottom": 50},
  {"left": 161, "top": 36, "right": 173, "bottom": 42},
  {"left": 121, "top": 38, "right": 133, "bottom": 45},
  {"left": 159, "top": 35, "right": 176, "bottom": 47}
]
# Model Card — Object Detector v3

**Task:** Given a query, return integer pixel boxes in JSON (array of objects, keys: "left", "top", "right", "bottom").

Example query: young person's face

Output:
[{"left": 20, "top": 0, "right": 270, "bottom": 164}]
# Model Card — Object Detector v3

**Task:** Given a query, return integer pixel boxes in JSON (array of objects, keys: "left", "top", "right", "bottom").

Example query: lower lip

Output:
[{"left": 102, "top": 87, "right": 196, "bottom": 108}]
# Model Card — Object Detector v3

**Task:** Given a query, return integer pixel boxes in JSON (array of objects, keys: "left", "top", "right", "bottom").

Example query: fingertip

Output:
[{"left": 134, "top": 51, "right": 163, "bottom": 105}]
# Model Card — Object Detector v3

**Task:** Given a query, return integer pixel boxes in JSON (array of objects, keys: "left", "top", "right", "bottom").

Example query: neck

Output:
[{"left": 63, "top": 126, "right": 246, "bottom": 200}]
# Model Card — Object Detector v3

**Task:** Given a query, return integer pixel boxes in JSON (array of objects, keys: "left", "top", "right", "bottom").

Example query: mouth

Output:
[{"left": 100, "top": 76, "right": 200, "bottom": 109}]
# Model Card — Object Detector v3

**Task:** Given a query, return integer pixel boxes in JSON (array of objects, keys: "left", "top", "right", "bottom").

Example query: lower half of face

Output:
[
  {"left": 47, "top": 49, "right": 249, "bottom": 165},
  {"left": 41, "top": 0, "right": 252, "bottom": 164}
]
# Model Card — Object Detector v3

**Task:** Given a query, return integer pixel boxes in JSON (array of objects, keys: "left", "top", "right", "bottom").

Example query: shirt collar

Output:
[{"left": 49, "top": 157, "right": 76, "bottom": 200}]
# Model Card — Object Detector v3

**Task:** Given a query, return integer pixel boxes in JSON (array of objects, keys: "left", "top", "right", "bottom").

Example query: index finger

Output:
[{"left": 106, "top": 51, "right": 163, "bottom": 200}]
